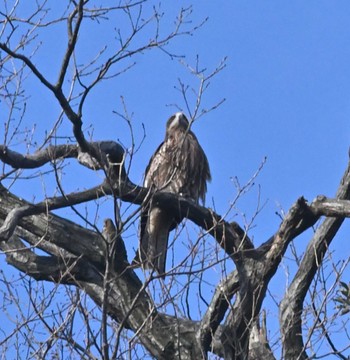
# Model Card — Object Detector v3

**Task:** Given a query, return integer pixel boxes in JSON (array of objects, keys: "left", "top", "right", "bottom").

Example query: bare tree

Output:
[{"left": 1, "top": 1, "right": 350, "bottom": 359}]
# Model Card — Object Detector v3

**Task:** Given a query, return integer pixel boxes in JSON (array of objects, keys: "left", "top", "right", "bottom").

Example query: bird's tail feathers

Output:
[{"left": 133, "top": 207, "right": 172, "bottom": 277}]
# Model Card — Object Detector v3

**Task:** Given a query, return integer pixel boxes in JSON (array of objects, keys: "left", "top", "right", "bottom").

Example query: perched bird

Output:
[
  {"left": 102, "top": 218, "right": 128, "bottom": 270},
  {"left": 133, "top": 112, "right": 211, "bottom": 276}
]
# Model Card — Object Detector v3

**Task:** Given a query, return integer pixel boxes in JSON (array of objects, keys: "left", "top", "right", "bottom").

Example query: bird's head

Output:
[{"left": 166, "top": 112, "right": 189, "bottom": 134}]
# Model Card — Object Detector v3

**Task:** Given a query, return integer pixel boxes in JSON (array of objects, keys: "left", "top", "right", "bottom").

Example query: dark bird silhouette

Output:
[{"left": 133, "top": 112, "right": 211, "bottom": 276}]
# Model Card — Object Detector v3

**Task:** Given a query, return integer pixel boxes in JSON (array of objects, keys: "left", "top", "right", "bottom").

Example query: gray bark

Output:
[{"left": 1, "top": 142, "right": 350, "bottom": 359}]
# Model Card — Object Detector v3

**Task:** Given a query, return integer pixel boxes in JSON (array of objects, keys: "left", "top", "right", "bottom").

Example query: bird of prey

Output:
[{"left": 133, "top": 112, "right": 211, "bottom": 276}]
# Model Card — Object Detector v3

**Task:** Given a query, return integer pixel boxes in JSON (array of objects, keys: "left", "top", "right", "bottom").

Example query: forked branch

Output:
[{"left": 279, "top": 159, "right": 350, "bottom": 360}]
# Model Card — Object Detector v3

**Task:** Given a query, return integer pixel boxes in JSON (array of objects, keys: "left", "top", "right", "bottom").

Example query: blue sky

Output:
[
  {"left": 87, "top": 1, "right": 350, "bottom": 243},
  {"left": 10, "top": 1, "right": 350, "bottom": 215},
  {"left": 1, "top": 1, "right": 350, "bottom": 357}
]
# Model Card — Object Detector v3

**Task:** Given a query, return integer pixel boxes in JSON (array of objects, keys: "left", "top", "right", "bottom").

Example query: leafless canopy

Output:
[{"left": 1, "top": 1, "right": 350, "bottom": 359}]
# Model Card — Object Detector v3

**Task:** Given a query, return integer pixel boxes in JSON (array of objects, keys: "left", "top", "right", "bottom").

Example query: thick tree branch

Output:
[
  {"left": 280, "top": 159, "right": 350, "bottom": 360},
  {"left": 0, "top": 190, "right": 214, "bottom": 358},
  {"left": 0, "top": 183, "right": 117, "bottom": 243},
  {"left": 0, "top": 144, "right": 78, "bottom": 169},
  {"left": 0, "top": 141, "right": 126, "bottom": 178},
  {"left": 0, "top": 182, "right": 248, "bottom": 265},
  {"left": 309, "top": 195, "right": 350, "bottom": 217},
  {"left": 2, "top": 234, "right": 204, "bottom": 358},
  {"left": 153, "top": 192, "right": 254, "bottom": 255},
  {"left": 3, "top": 142, "right": 350, "bottom": 359},
  {"left": 197, "top": 270, "right": 239, "bottom": 355},
  {"left": 0, "top": 182, "right": 241, "bottom": 358},
  {"left": 263, "top": 197, "right": 318, "bottom": 275},
  {"left": 248, "top": 311, "right": 275, "bottom": 360},
  {"left": 13, "top": 223, "right": 75, "bottom": 260},
  {"left": 0, "top": 234, "right": 92, "bottom": 283},
  {"left": 0, "top": 141, "right": 135, "bottom": 243},
  {"left": 0, "top": 177, "right": 145, "bottom": 245},
  {"left": 0, "top": 139, "right": 252, "bottom": 260},
  {"left": 0, "top": 185, "right": 106, "bottom": 265},
  {"left": 57, "top": 0, "right": 83, "bottom": 89},
  {"left": 215, "top": 196, "right": 317, "bottom": 359},
  {"left": 155, "top": 169, "right": 350, "bottom": 359},
  {"left": 216, "top": 186, "right": 350, "bottom": 358}
]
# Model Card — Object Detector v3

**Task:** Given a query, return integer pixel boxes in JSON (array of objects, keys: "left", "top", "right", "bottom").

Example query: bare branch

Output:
[
  {"left": 309, "top": 195, "right": 350, "bottom": 217},
  {"left": 0, "top": 184, "right": 106, "bottom": 265},
  {"left": 2, "top": 3, "right": 350, "bottom": 359},
  {"left": 0, "top": 234, "right": 89, "bottom": 283},
  {"left": 197, "top": 271, "right": 239, "bottom": 355},
  {"left": 0, "top": 42, "right": 56, "bottom": 92},
  {"left": 56, "top": 0, "right": 84, "bottom": 89},
  {"left": 280, "top": 159, "right": 350, "bottom": 360},
  {"left": 0, "top": 144, "right": 78, "bottom": 169},
  {"left": 152, "top": 191, "right": 254, "bottom": 254}
]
